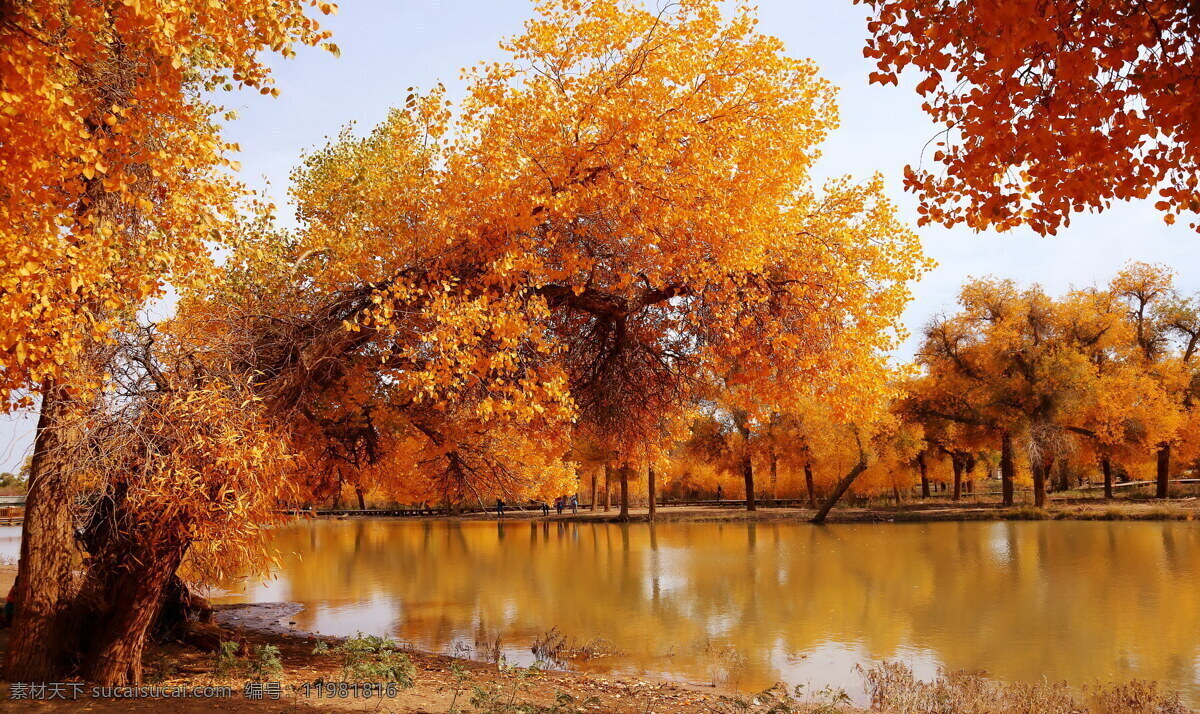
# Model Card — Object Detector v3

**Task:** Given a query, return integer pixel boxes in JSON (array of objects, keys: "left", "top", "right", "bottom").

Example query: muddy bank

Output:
[
  {"left": 214, "top": 602, "right": 307, "bottom": 638},
  {"left": 0, "top": 602, "right": 1192, "bottom": 712},
  {"left": 0, "top": 600, "right": 791, "bottom": 713}
]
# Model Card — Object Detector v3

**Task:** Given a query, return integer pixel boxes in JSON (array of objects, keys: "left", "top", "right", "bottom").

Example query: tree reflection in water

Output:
[{"left": 214, "top": 520, "right": 1200, "bottom": 703}]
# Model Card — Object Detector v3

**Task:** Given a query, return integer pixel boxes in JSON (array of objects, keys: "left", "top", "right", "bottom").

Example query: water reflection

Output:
[{"left": 215, "top": 519, "right": 1200, "bottom": 702}]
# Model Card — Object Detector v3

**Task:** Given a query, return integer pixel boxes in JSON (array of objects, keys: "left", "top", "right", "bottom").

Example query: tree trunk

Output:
[
  {"left": 741, "top": 452, "right": 756, "bottom": 512},
  {"left": 812, "top": 459, "right": 869, "bottom": 524},
  {"left": 768, "top": 445, "right": 778, "bottom": 503},
  {"left": 1054, "top": 458, "right": 1069, "bottom": 492},
  {"left": 331, "top": 470, "right": 343, "bottom": 510},
  {"left": 1156, "top": 443, "right": 1170, "bottom": 499},
  {"left": 964, "top": 453, "right": 976, "bottom": 498},
  {"left": 7, "top": 382, "right": 78, "bottom": 681},
  {"left": 355, "top": 486, "right": 366, "bottom": 511},
  {"left": 1031, "top": 457, "right": 1048, "bottom": 508},
  {"left": 78, "top": 547, "right": 186, "bottom": 685},
  {"left": 590, "top": 473, "right": 597, "bottom": 511},
  {"left": 618, "top": 464, "right": 630, "bottom": 521},
  {"left": 917, "top": 453, "right": 930, "bottom": 498},
  {"left": 604, "top": 464, "right": 611, "bottom": 512},
  {"left": 804, "top": 462, "right": 816, "bottom": 509},
  {"left": 1000, "top": 431, "right": 1015, "bottom": 507},
  {"left": 647, "top": 465, "right": 656, "bottom": 522},
  {"left": 733, "top": 415, "right": 756, "bottom": 512},
  {"left": 891, "top": 483, "right": 902, "bottom": 504},
  {"left": 1102, "top": 456, "right": 1113, "bottom": 500},
  {"left": 952, "top": 454, "right": 963, "bottom": 502}
]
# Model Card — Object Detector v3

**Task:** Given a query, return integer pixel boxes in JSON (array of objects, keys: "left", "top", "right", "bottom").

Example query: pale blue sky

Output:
[{"left": 2, "top": 0, "right": 1195, "bottom": 472}]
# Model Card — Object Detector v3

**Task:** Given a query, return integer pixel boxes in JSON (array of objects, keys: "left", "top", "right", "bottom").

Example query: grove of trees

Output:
[{"left": 659, "top": 265, "right": 1200, "bottom": 512}]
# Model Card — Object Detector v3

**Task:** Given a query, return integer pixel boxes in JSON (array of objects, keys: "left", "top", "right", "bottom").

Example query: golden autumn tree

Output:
[
  {"left": 46, "top": 207, "right": 572, "bottom": 688},
  {"left": 485, "top": 0, "right": 928, "bottom": 516},
  {"left": 0, "top": 1, "right": 336, "bottom": 394},
  {"left": 271, "top": 0, "right": 926, "bottom": 520},
  {"left": 851, "top": 414, "right": 926, "bottom": 503},
  {"left": 909, "top": 272, "right": 1197, "bottom": 508},
  {"left": 907, "top": 304, "right": 1021, "bottom": 506},
  {"left": 657, "top": 389, "right": 901, "bottom": 518},
  {"left": 658, "top": 412, "right": 734, "bottom": 500},
  {"left": 1110, "top": 263, "right": 1200, "bottom": 498},
  {"left": 66, "top": 321, "right": 298, "bottom": 685},
  {"left": 806, "top": 411, "right": 908, "bottom": 523},
  {"left": 1, "top": 0, "right": 335, "bottom": 681},
  {"left": 768, "top": 397, "right": 850, "bottom": 507},
  {"left": 272, "top": 112, "right": 580, "bottom": 513},
  {"left": 687, "top": 386, "right": 909, "bottom": 520},
  {"left": 860, "top": 0, "right": 1200, "bottom": 234},
  {"left": 912, "top": 279, "right": 1105, "bottom": 508},
  {"left": 898, "top": 399, "right": 991, "bottom": 502},
  {"left": 1029, "top": 280, "right": 1180, "bottom": 498}
]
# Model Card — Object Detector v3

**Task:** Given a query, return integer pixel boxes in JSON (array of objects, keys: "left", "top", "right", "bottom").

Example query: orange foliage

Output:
[
  {"left": 240, "top": 0, "right": 927, "bottom": 504},
  {"left": 905, "top": 268, "right": 1200, "bottom": 503},
  {"left": 83, "top": 327, "right": 298, "bottom": 587},
  {"left": 861, "top": 0, "right": 1200, "bottom": 233},
  {"left": 0, "top": 0, "right": 335, "bottom": 404}
]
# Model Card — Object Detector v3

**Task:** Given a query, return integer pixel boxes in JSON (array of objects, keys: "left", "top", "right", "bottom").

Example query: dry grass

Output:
[
  {"left": 530, "top": 626, "right": 623, "bottom": 669},
  {"left": 860, "top": 661, "right": 1191, "bottom": 714}
]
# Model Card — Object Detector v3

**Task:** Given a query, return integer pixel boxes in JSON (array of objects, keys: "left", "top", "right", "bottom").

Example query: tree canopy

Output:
[{"left": 860, "top": 0, "right": 1200, "bottom": 234}]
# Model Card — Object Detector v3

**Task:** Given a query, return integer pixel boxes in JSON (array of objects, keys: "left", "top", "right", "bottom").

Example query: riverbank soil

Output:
[{"left": 0, "top": 614, "right": 804, "bottom": 713}]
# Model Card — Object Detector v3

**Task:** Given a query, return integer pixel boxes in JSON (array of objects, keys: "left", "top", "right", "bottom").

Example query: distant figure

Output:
[
  {"left": 541, "top": 501, "right": 550, "bottom": 516},
  {"left": 555, "top": 496, "right": 565, "bottom": 515},
  {"left": 569, "top": 495, "right": 578, "bottom": 514},
  {"left": 496, "top": 498, "right": 506, "bottom": 517},
  {"left": 717, "top": 485, "right": 723, "bottom": 501}
]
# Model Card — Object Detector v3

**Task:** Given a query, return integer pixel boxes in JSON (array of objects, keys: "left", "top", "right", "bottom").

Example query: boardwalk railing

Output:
[{"left": 1075, "top": 478, "right": 1200, "bottom": 491}]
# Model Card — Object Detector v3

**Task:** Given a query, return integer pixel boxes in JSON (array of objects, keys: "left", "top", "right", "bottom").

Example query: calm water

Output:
[{"left": 214, "top": 519, "right": 1200, "bottom": 701}]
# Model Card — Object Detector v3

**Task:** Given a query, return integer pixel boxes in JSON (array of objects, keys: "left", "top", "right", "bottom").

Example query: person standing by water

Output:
[
  {"left": 555, "top": 496, "right": 565, "bottom": 515},
  {"left": 717, "top": 485, "right": 723, "bottom": 501},
  {"left": 541, "top": 501, "right": 550, "bottom": 516},
  {"left": 569, "top": 494, "right": 578, "bottom": 514},
  {"left": 496, "top": 498, "right": 506, "bottom": 517}
]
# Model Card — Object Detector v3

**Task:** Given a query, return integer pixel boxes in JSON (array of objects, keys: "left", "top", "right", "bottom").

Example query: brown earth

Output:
[{"left": 0, "top": 606, "right": 799, "bottom": 713}]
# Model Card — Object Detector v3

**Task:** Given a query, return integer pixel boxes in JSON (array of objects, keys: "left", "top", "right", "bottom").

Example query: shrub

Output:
[
  {"left": 317, "top": 632, "right": 416, "bottom": 687},
  {"left": 247, "top": 644, "right": 283, "bottom": 681},
  {"left": 212, "top": 640, "right": 240, "bottom": 678}
]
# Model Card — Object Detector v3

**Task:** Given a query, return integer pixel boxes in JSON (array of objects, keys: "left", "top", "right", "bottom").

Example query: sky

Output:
[{"left": 2, "top": 0, "right": 1196, "bottom": 472}]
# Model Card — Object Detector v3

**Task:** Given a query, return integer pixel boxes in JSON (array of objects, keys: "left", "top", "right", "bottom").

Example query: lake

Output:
[{"left": 213, "top": 518, "right": 1200, "bottom": 702}]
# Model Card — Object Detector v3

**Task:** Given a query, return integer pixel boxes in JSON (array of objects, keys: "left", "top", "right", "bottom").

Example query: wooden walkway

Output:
[{"left": 1076, "top": 478, "right": 1200, "bottom": 491}]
